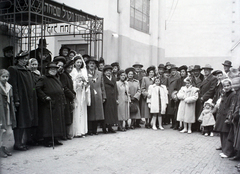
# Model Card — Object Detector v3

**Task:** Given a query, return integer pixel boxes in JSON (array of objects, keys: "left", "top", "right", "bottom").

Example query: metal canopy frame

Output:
[{"left": 0, "top": 0, "right": 104, "bottom": 58}]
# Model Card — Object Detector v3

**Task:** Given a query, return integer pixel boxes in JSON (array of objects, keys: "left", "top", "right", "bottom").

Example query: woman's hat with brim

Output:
[
  {"left": 64, "top": 60, "right": 74, "bottom": 69},
  {"left": 111, "top": 62, "right": 119, "bottom": 67},
  {"left": 192, "top": 65, "right": 202, "bottom": 71},
  {"left": 125, "top": 67, "right": 136, "bottom": 74},
  {"left": 132, "top": 62, "right": 143, "bottom": 68},
  {"left": 222, "top": 60, "right": 232, "bottom": 67},
  {"left": 46, "top": 62, "right": 58, "bottom": 69},
  {"left": 202, "top": 64, "right": 213, "bottom": 70},
  {"left": 85, "top": 57, "right": 99, "bottom": 64},
  {"left": 212, "top": 70, "right": 223, "bottom": 76},
  {"left": 99, "top": 57, "right": 105, "bottom": 64},
  {"left": 15, "top": 50, "right": 29, "bottom": 59},
  {"left": 103, "top": 65, "right": 113, "bottom": 72},
  {"left": 146, "top": 66, "right": 156, "bottom": 74},
  {"left": 204, "top": 99, "right": 215, "bottom": 107},
  {"left": 53, "top": 56, "right": 66, "bottom": 64},
  {"left": 177, "top": 65, "right": 188, "bottom": 72}
]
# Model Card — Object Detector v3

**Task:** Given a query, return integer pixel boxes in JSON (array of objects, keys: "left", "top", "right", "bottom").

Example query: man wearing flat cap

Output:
[
  {"left": 0, "top": 46, "right": 14, "bottom": 69},
  {"left": 30, "top": 38, "right": 52, "bottom": 74}
]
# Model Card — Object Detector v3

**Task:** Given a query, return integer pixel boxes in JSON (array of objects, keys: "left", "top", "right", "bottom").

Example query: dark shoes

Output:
[
  {"left": 229, "top": 156, "right": 240, "bottom": 161},
  {"left": 0, "top": 149, "right": 7, "bottom": 158},
  {"left": 216, "top": 147, "right": 222, "bottom": 150},
  {"left": 14, "top": 145, "right": 27, "bottom": 151},
  {"left": 54, "top": 140, "right": 63, "bottom": 145}
]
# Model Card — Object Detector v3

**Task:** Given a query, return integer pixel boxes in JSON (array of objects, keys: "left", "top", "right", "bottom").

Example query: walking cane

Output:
[{"left": 49, "top": 100, "right": 55, "bottom": 149}]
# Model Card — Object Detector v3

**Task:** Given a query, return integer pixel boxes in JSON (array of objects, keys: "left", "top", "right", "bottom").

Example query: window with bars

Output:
[{"left": 130, "top": 0, "right": 150, "bottom": 33}]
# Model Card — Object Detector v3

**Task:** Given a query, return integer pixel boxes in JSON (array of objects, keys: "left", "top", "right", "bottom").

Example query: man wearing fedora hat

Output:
[
  {"left": 191, "top": 65, "right": 204, "bottom": 88},
  {"left": 166, "top": 64, "right": 180, "bottom": 129},
  {"left": 8, "top": 51, "right": 38, "bottom": 150},
  {"left": 194, "top": 64, "right": 217, "bottom": 132},
  {"left": 222, "top": 60, "right": 232, "bottom": 77},
  {"left": 30, "top": 38, "right": 52, "bottom": 74},
  {"left": 0, "top": 46, "right": 14, "bottom": 69},
  {"left": 157, "top": 64, "right": 168, "bottom": 86}
]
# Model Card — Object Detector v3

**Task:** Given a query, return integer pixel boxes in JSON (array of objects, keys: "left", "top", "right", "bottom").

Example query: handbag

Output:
[{"left": 130, "top": 102, "right": 138, "bottom": 114}]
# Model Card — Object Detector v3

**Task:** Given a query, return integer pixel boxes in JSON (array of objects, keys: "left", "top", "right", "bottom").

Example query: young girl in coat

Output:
[
  {"left": 0, "top": 69, "right": 16, "bottom": 157},
  {"left": 147, "top": 77, "right": 168, "bottom": 130},
  {"left": 177, "top": 77, "right": 199, "bottom": 134},
  {"left": 198, "top": 99, "right": 215, "bottom": 136}
]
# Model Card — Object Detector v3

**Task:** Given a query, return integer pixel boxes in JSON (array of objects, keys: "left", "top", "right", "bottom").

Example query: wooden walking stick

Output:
[{"left": 49, "top": 100, "right": 55, "bottom": 149}]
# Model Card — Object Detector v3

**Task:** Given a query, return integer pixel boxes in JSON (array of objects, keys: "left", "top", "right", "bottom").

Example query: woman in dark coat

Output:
[
  {"left": 60, "top": 60, "right": 76, "bottom": 139},
  {"left": 8, "top": 51, "right": 38, "bottom": 151},
  {"left": 36, "top": 62, "right": 66, "bottom": 147},
  {"left": 214, "top": 79, "right": 236, "bottom": 158},
  {"left": 102, "top": 65, "right": 118, "bottom": 133}
]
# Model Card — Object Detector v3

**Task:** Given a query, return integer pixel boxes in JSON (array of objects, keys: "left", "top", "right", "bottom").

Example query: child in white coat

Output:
[
  {"left": 198, "top": 99, "right": 216, "bottom": 136},
  {"left": 147, "top": 77, "right": 168, "bottom": 130}
]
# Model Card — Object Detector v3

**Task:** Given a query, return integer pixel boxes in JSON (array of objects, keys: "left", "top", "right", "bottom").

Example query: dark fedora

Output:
[
  {"left": 111, "top": 62, "right": 119, "bottom": 67},
  {"left": 38, "top": 38, "right": 48, "bottom": 46},
  {"left": 202, "top": 64, "right": 213, "bottom": 70},
  {"left": 170, "top": 64, "right": 178, "bottom": 70},
  {"left": 85, "top": 57, "right": 98, "bottom": 64},
  {"left": 192, "top": 65, "right": 202, "bottom": 71},
  {"left": 53, "top": 56, "right": 66, "bottom": 64},
  {"left": 222, "top": 60, "right": 232, "bottom": 67},
  {"left": 103, "top": 65, "right": 113, "bottom": 72},
  {"left": 177, "top": 65, "right": 188, "bottom": 71},
  {"left": 212, "top": 70, "right": 223, "bottom": 76},
  {"left": 125, "top": 67, "right": 135, "bottom": 74},
  {"left": 64, "top": 60, "right": 74, "bottom": 69},
  {"left": 158, "top": 64, "right": 165, "bottom": 69},
  {"left": 15, "top": 50, "right": 29, "bottom": 59},
  {"left": 3, "top": 46, "right": 13, "bottom": 53},
  {"left": 132, "top": 62, "right": 143, "bottom": 68},
  {"left": 46, "top": 62, "right": 58, "bottom": 69},
  {"left": 147, "top": 66, "right": 156, "bottom": 74}
]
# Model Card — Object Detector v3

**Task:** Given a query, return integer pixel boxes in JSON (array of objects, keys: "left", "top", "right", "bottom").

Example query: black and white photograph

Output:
[{"left": 0, "top": 0, "right": 240, "bottom": 173}]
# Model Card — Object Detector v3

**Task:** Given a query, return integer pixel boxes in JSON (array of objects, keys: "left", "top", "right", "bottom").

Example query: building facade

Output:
[{"left": 53, "top": 0, "right": 166, "bottom": 69}]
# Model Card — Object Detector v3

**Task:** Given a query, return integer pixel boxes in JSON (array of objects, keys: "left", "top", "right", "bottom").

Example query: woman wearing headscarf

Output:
[
  {"left": 60, "top": 60, "right": 76, "bottom": 139},
  {"left": 70, "top": 55, "right": 90, "bottom": 137},
  {"left": 36, "top": 62, "right": 66, "bottom": 147},
  {"left": 8, "top": 51, "right": 38, "bottom": 151},
  {"left": 141, "top": 66, "right": 156, "bottom": 128}
]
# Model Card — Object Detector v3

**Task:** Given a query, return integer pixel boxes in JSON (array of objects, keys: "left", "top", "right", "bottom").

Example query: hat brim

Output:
[
  {"left": 222, "top": 63, "right": 232, "bottom": 67},
  {"left": 133, "top": 64, "right": 143, "bottom": 68},
  {"left": 202, "top": 67, "right": 213, "bottom": 70},
  {"left": 86, "top": 59, "right": 99, "bottom": 64}
]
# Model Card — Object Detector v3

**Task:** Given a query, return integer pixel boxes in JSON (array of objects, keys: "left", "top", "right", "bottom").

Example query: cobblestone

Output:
[{"left": 0, "top": 125, "right": 238, "bottom": 174}]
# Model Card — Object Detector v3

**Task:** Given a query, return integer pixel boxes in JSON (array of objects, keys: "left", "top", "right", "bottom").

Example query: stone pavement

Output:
[{"left": 0, "top": 125, "right": 239, "bottom": 174}]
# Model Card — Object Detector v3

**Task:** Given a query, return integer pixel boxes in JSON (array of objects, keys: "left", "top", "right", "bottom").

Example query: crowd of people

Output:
[{"left": 1, "top": 38, "right": 240, "bottom": 170}]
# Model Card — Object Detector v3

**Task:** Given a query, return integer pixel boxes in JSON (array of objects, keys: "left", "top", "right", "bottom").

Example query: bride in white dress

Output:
[{"left": 70, "top": 54, "right": 90, "bottom": 137}]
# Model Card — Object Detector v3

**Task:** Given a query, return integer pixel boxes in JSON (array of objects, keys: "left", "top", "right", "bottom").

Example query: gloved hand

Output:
[{"left": 45, "top": 96, "right": 51, "bottom": 101}]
